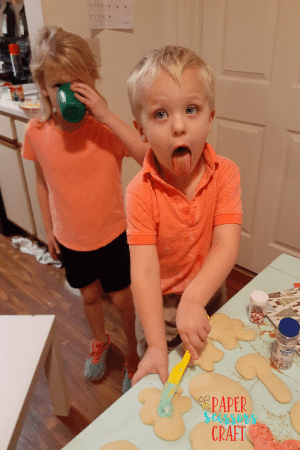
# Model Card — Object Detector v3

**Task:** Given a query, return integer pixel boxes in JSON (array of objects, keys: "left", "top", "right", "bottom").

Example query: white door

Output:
[{"left": 201, "top": 0, "right": 300, "bottom": 273}]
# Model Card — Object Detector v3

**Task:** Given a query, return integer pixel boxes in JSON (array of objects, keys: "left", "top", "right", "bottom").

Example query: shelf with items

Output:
[
  {"left": 0, "top": 1, "right": 31, "bottom": 85},
  {"left": 1, "top": 0, "right": 28, "bottom": 38},
  {"left": 1, "top": 1, "right": 16, "bottom": 37}
]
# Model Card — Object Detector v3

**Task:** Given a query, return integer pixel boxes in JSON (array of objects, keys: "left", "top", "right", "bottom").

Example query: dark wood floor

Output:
[{"left": 0, "top": 228, "right": 255, "bottom": 450}]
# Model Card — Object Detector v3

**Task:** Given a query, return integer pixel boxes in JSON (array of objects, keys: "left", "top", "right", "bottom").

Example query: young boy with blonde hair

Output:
[
  {"left": 22, "top": 26, "right": 148, "bottom": 392},
  {"left": 126, "top": 46, "right": 243, "bottom": 385}
]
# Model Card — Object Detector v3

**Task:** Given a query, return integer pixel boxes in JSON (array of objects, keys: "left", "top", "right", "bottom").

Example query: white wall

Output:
[{"left": 23, "top": 0, "right": 44, "bottom": 46}]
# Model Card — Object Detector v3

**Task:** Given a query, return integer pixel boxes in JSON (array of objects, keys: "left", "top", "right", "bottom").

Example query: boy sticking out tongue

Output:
[
  {"left": 172, "top": 146, "right": 192, "bottom": 176},
  {"left": 126, "top": 46, "right": 243, "bottom": 385}
]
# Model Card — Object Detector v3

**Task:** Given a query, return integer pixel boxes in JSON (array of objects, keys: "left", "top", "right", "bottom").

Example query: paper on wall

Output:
[{"left": 89, "top": 0, "right": 133, "bottom": 30}]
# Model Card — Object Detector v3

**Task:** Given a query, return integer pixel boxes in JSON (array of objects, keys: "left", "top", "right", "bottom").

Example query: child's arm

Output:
[
  {"left": 129, "top": 244, "right": 169, "bottom": 385},
  {"left": 176, "top": 223, "right": 241, "bottom": 360},
  {"left": 35, "top": 161, "right": 61, "bottom": 260},
  {"left": 71, "top": 82, "right": 148, "bottom": 166}
]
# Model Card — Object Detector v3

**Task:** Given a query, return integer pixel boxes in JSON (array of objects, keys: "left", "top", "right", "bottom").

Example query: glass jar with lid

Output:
[
  {"left": 270, "top": 317, "right": 300, "bottom": 370},
  {"left": 248, "top": 290, "right": 268, "bottom": 324}
]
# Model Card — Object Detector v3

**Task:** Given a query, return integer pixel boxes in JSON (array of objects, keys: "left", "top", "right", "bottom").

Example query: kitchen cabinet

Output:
[
  {"left": 0, "top": 107, "right": 47, "bottom": 242},
  {"left": 0, "top": 114, "right": 14, "bottom": 139},
  {"left": 15, "top": 118, "right": 48, "bottom": 242},
  {"left": 0, "top": 139, "right": 35, "bottom": 234}
]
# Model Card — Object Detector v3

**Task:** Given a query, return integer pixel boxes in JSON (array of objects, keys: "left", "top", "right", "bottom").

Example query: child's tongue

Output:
[{"left": 172, "top": 147, "right": 191, "bottom": 176}]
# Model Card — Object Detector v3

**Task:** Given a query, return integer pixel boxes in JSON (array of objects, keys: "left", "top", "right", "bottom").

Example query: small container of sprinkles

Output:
[
  {"left": 248, "top": 290, "right": 268, "bottom": 324},
  {"left": 271, "top": 317, "right": 300, "bottom": 370}
]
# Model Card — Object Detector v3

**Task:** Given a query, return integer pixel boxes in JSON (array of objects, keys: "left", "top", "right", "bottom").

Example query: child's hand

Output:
[
  {"left": 176, "top": 299, "right": 210, "bottom": 360},
  {"left": 131, "top": 346, "right": 169, "bottom": 386},
  {"left": 47, "top": 231, "right": 61, "bottom": 261},
  {"left": 71, "top": 82, "right": 111, "bottom": 123}
]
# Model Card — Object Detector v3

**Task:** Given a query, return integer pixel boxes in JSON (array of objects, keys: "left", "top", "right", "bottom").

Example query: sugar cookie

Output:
[
  {"left": 246, "top": 422, "right": 300, "bottom": 449},
  {"left": 291, "top": 400, "right": 300, "bottom": 434},
  {"left": 189, "top": 372, "right": 252, "bottom": 418},
  {"left": 208, "top": 313, "right": 256, "bottom": 350},
  {"left": 191, "top": 338, "right": 224, "bottom": 371},
  {"left": 99, "top": 441, "right": 139, "bottom": 450},
  {"left": 190, "top": 422, "right": 254, "bottom": 449},
  {"left": 235, "top": 353, "right": 292, "bottom": 404},
  {"left": 138, "top": 386, "right": 192, "bottom": 441}
]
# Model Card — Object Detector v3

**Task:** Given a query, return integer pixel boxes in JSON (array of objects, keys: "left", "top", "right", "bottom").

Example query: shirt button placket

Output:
[
  {"left": 181, "top": 206, "right": 189, "bottom": 227},
  {"left": 189, "top": 203, "right": 196, "bottom": 226}
]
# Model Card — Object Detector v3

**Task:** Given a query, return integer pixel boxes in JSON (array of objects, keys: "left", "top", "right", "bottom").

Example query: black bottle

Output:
[
  {"left": 19, "top": 5, "right": 28, "bottom": 37},
  {"left": 1, "top": 2, "right": 16, "bottom": 37}
]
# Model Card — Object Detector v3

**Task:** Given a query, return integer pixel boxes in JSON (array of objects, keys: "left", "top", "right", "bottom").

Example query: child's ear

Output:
[
  {"left": 40, "top": 84, "right": 49, "bottom": 98},
  {"left": 133, "top": 120, "right": 148, "bottom": 143},
  {"left": 208, "top": 110, "right": 215, "bottom": 132},
  {"left": 39, "top": 78, "right": 49, "bottom": 98}
]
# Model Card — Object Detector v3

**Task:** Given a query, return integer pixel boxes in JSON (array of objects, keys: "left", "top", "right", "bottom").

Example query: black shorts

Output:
[{"left": 58, "top": 231, "right": 131, "bottom": 292}]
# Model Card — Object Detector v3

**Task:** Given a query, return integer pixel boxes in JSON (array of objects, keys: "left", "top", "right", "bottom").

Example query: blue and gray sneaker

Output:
[
  {"left": 84, "top": 334, "right": 110, "bottom": 381},
  {"left": 122, "top": 365, "right": 133, "bottom": 393}
]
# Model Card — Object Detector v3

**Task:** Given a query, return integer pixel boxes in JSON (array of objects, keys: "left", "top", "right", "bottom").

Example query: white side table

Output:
[{"left": 0, "top": 315, "right": 70, "bottom": 450}]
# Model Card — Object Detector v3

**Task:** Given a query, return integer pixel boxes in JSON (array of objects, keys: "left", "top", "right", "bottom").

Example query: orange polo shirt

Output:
[
  {"left": 22, "top": 116, "right": 129, "bottom": 251},
  {"left": 126, "top": 143, "right": 243, "bottom": 295}
]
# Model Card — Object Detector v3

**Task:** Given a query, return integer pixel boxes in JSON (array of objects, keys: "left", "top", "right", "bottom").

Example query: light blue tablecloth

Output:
[{"left": 62, "top": 254, "right": 300, "bottom": 449}]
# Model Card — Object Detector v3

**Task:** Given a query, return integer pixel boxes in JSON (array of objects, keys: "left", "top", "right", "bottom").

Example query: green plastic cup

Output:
[{"left": 56, "top": 83, "right": 86, "bottom": 123}]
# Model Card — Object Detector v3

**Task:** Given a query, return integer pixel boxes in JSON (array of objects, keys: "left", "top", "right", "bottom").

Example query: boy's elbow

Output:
[
  {"left": 129, "top": 243, "right": 160, "bottom": 287},
  {"left": 131, "top": 265, "right": 160, "bottom": 284},
  {"left": 131, "top": 262, "right": 160, "bottom": 290}
]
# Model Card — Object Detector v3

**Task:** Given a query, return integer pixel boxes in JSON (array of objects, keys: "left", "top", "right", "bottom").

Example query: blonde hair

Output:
[
  {"left": 30, "top": 26, "right": 100, "bottom": 121},
  {"left": 127, "top": 45, "right": 215, "bottom": 119}
]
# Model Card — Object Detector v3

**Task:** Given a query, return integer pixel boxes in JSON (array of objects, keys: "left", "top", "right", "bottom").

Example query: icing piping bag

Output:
[{"left": 157, "top": 350, "right": 191, "bottom": 418}]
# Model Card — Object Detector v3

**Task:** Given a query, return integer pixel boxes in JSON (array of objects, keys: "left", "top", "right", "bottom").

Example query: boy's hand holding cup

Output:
[
  {"left": 70, "top": 82, "right": 110, "bottom": 123},
  {"left": 56, "top": 82, "right": 86, "bottom": 123}
]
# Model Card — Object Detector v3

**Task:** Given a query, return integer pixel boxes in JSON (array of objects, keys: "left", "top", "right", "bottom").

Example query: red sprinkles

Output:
[{"left": 249, "top": 309, "right": 265, "bottom": 324}]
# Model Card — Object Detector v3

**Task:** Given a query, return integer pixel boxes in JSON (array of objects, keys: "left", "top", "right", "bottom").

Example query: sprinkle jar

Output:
[
  {"left": 249, "top": 291, "right": 268, "bottom": 324},
  {"left": 270, "top": 317, "right": 300, "bottom": 370}
]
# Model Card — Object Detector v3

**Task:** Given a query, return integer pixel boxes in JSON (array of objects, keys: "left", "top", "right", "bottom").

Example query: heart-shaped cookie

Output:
[
  {"left": 291, "top": 400, "right": 300, "bottom": 434},
  {"left": 247, "top": 422, "right": 300, "bottom": 449}
]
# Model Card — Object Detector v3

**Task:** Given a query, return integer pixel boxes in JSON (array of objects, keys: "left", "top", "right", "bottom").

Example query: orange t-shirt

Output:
[
  {"left": 22, "top": 116, "right": 129, "bottom": 251},
  {"left": 126, "top": 143, "right": 243, "bottom": 295}
]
